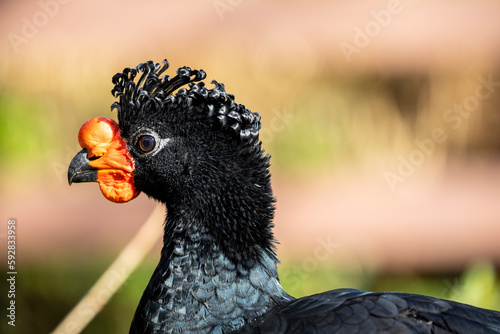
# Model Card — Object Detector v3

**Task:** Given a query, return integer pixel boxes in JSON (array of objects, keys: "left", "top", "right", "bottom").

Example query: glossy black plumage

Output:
[
  {"left": 238, "top": 289, "right": 500, "bottom": 333},
  {"left": 105, "top": 60, "right": 500, "bottom": 333}
]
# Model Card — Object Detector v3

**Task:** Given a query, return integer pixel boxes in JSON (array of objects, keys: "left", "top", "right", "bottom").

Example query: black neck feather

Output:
[
  {"left": 130, "top": 202, "right": 290, "bottom": 333},
  {"left": 119, "top": 60, "right": 291, "bottom": 334}
]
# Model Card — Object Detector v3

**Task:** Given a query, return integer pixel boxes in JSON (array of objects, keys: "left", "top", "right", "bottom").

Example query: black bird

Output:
[{"left": 68, "top": 60, "right": 500, "bottom": 334}]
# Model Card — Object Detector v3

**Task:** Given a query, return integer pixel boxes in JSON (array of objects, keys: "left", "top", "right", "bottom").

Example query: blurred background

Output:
[{"left": 1, "top": 0, "right": 500, "bottom": 332}]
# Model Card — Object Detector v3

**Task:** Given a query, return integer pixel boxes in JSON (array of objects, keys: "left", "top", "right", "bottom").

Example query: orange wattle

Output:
[{"left": 77, "top": 117, "right": 140, "bottom": 203}]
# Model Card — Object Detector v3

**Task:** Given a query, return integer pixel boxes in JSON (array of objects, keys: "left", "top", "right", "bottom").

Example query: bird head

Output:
[{"left": 68, "top": 60, "right": 268, "bottom": 209}]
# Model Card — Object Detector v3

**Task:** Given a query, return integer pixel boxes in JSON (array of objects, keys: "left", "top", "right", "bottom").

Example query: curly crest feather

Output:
[{"left": 110, "top": 60, "right": 262, "bottom": 145}]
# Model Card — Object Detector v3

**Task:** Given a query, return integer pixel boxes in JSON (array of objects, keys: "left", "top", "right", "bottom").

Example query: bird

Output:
[{"left": 68, "top": 60, "right": 500, "bottom": 334}]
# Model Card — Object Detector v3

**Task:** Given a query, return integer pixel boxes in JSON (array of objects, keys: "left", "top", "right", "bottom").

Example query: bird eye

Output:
[{"left": 137, "top": 135, "right": 156, "bottom": 153}]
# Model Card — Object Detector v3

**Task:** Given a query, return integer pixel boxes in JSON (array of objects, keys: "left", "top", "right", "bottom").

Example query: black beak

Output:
[{"left": 68, "top": 149, "right": 98, "bottom": 185}]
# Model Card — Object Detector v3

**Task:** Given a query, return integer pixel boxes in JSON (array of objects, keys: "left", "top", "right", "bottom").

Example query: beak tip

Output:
[{"left": 68, "top": 149, "right": 98, "bottom": 185}]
